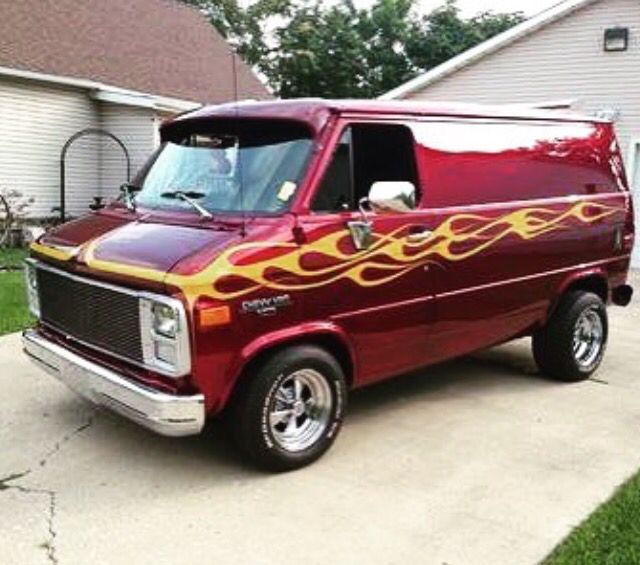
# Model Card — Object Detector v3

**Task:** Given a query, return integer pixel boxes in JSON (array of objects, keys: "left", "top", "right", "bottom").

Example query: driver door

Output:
[{"left": 296, "top": 121, "right": 437, "bottom": 385}]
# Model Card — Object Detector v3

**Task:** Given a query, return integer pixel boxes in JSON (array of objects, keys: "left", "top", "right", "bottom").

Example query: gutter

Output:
[{"left": 0, "top": 65, "right": 201, "bottom": 113}]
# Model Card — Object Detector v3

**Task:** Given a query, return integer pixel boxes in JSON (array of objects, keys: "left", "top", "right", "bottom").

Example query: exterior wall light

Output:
[{"left": 604, "top": 27, "right": 629, "bottom": 52}]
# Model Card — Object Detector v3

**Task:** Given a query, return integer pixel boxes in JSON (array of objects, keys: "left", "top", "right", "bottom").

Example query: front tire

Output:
[
  {"left": 533, "top": 291, "right": 608, "bottom": 382},
  {"left": 231, "top": 345, "right": 347, "bottom": 472}
]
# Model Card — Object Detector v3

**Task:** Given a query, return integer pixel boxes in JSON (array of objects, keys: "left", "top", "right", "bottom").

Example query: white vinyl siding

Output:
[
  {"left": 405, "top": 0, "right": 640, "bottom": 154},
  {"left": 628, "top": 140, "right": 640, "bottom": 265},
  {"left": 98, "top": 102, "right": 158, "bottom": 200},
  {"left": 0, "top": 77, "right": 166, "bottom": 218},
  {"left": 0, "top": 77, "right": 100, "bottom": 217},
  {"left": 402, "top": 0, "right": 640, "bottom": 266},
  {"left": 629, "top": 141, "right": 640, "bottom": 190}
]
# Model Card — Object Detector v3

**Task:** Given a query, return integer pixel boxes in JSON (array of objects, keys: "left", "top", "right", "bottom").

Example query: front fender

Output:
[{"left": 215, "top": 321, "right": 356, "bottom": 413}]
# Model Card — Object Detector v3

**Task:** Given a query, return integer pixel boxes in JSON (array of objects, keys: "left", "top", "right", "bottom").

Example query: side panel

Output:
[{"left": 410, "top": 119, "right": 630, "bottom": 363}]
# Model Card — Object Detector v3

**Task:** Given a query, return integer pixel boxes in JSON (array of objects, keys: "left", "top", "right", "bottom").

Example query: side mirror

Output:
[{"left": 368, "top": 181, "right": 416, "bottom": 213}]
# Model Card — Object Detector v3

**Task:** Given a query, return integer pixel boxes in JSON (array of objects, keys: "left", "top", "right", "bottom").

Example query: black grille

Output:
[{"left": 37, "top": 268, "right": 143, "bottom": 362}]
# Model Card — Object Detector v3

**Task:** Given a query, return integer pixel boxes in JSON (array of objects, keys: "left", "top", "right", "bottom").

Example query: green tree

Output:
[
  {"left": 406, "top": 0, "right": 524, "bottom": 71},
  {"left": 182, "top": 0, "right": 524, "bottom": 98},
  {"left": 273, "top": 1, "right": 370, "bottom": 98},
  {"left": 357, "top": 0, "right": 417, "bottom": 97},
  {"left": 180, "top": 0, "right": 292, "bottom": 76}
]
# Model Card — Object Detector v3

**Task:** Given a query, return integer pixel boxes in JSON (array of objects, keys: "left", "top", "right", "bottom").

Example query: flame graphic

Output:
[
  {"left": 49, "top": 200, "right": 621, "bottom": 304},
  {"left": 194, "top": 201, "right": 621, "bottom": 301}
]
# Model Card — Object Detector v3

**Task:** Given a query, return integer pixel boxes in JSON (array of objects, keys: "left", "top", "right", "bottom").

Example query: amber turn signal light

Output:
[{"left": 195, "top": 298, "right": 231, "bottom": 330}]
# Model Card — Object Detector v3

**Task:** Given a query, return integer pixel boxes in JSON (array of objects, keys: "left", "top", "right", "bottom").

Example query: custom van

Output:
[{"left": 23, "top": 100, "right": 635, "bottom": 470}]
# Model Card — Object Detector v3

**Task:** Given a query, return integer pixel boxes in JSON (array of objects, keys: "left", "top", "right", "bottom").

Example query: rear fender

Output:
[{"left": 548, "top": 268, "right": 609, "bottom": 320}]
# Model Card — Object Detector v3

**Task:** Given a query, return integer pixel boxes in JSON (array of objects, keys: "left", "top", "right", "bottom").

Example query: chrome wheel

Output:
[
  {"left": 572, "top": 307, "right": 604, "bottom": 369},
  {"left": 268, "top": 369, "right": 333, "bottom": 453}
]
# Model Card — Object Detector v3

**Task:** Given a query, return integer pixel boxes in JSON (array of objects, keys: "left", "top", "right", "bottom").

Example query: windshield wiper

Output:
[
  {"left": 161, "top": 190, "right": 213, "bottom": 219},
  {"left": 120, "top": 183, "right": 141, "bottom": 212}
]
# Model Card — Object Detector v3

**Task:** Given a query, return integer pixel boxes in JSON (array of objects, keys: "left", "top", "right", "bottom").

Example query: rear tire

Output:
[
  {"left": 533, "top": 291, "right": 608, "bottom": 382},
  {"left": 230, "top": 345, "right": 347, "bottom": 472}
]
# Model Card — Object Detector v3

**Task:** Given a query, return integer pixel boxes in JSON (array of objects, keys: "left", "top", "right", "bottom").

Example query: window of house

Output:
[{"left": 312, "top": 124, "right": 419, "bottom": 212}]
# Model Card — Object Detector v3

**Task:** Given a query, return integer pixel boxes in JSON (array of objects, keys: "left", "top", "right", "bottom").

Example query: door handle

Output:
[{"left": 407, "top": 229, "right": 433, "bottom": 244}]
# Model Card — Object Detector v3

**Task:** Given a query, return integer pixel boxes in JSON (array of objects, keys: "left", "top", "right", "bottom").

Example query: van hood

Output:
[{"left": 33, "top": 213, "right": 243, "bottom": 283}]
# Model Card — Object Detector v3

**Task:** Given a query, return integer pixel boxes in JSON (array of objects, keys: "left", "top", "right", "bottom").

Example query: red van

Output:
[{"left": 23, "top": 100, "right": 635, "bottom": 470}]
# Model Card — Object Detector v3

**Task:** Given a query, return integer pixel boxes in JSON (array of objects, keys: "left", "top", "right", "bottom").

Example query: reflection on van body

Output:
[{"left": 24, "top": 100, "right": 635, "bottom": 470}]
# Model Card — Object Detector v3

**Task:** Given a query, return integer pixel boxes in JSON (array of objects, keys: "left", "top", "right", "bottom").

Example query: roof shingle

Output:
[{"left": 0, "top": 0, "right": 270, "bottom": 103}]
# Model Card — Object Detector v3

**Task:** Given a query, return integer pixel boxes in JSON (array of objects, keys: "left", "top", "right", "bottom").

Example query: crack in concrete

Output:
[
  {"left": 45, "top": 490, "right": 58, "bottom": 565},
  {"left": 39, "top": 417, "right": 94, "bottom": 468},
  {"left": 0, "top": 477, "right": 58, "bottom": 565},
  {"left": 0, "top": 470, "right": 31, "bottom": 490},
  {"left": 0, "top": 416, "right": 94, "bottom": 564}
]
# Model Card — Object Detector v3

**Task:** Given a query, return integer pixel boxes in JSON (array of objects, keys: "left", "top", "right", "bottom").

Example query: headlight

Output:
[
  {"left": 24, "top": 262, "right": 40, "bottom": 317},
  {"left": 139, "top": 296, "right": 191, "bottom": 377},
  {"left": 152, "top": 302, "right": 179, "bottom": 338}
]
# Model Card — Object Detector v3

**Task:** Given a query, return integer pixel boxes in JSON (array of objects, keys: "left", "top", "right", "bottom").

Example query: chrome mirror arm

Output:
[
  {"left": 348, "top": 197, "right": 374, "bottom": 251},
  {"left": 358, "top": 196, "right": 370, "bottom": 223}
]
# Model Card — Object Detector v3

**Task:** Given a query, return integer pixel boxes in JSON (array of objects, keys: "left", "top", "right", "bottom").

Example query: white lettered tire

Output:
[{"left": 230, "top": 345, "right": 347, "bottom": 471}]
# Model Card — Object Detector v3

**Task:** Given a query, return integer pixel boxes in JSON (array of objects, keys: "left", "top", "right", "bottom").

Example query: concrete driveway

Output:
[{"left": 2, "top": 276, "right": 639, "bottom": 565}]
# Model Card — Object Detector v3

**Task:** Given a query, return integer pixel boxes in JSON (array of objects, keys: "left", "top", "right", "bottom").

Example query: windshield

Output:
[{"left": 135, "top": 122, "right": 313, "bottom": 214}]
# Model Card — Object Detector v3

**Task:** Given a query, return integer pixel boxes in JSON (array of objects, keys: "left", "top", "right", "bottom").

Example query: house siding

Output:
[
  {"left": 403, "top": 0, "right": 640, "bottom": 265},
  {"left": 0, "top": 77, "right": 164, "bottom": 219},
  {"left": 0, "top": 77, "right": 100, "bottom": 217},
  {"left": 98, "top": 102, "right": 159, "bottom": 198}
]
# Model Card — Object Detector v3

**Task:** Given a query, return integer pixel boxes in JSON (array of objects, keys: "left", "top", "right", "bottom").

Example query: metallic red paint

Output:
[
  {"left": 32, "top": 100, "right": 635, "bottom": 417},
  {"left": 89, "top": 222, "right": 240, "bottom": 273}
]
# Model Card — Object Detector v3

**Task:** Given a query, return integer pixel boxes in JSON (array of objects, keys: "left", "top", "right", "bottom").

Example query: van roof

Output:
[{"left": 165, "top": 98, "right": 608, "bottom": 135}]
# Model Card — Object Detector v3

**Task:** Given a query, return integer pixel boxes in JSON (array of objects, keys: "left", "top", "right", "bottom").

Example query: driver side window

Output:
[
  {"left": 312, "top": 123, "right": 419, "bottom": 213},
  {"left": 312, "top": 129, "right": 353, "bottom": 213}
]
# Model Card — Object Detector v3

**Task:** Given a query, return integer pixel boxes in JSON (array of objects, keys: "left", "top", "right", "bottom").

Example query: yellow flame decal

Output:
[
  {"left": 73, "top": 201, "right": 621, "bottom": 304},
  {"left": 30, "top": 242, "right": 79, "bottom": 262}
]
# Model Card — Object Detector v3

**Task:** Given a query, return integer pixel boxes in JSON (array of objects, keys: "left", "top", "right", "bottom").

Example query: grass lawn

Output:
[
  {"left": 0, "top": 246, "right": 28, "bottom": 269},
  {"left": 545, "top": 470, "right": 640, "bottom": 564},
  {"left": 0, "top": 271, "right": 33, "bottom": 335},
  {"left": 0, "top": 247, "right": 33, "bottom": 336}
]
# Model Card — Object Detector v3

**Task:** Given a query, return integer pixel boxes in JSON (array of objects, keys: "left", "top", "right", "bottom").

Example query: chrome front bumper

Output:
[{"left": 22, "top": 330, "right": 205, "bottom": 437}]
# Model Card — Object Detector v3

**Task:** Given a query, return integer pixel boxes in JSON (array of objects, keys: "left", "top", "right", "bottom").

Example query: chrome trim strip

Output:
[
  {"left": 331, "top": 294, "right": 434, "bottom": 321},
  {"left": 27, "top": 258, "right": 192, "bottom": 378},
  {"left": 23, "top": 329, "right": 204, "bottom": 437},
  {"left": 437, "top": 256, "right": 630, "bottom": 300},
  {"left": 26, "top": 257, "right": 141, "bottom": 296}
]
